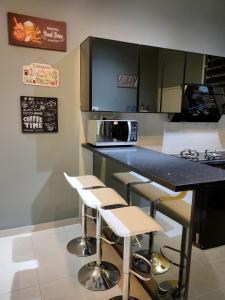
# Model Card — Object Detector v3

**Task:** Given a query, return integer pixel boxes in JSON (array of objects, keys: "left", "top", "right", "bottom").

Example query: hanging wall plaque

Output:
[
  {"left": 8, "top": 12, "right": 66, "bottom": 51},
  {"left": 23, "top": 63, "right": 59, "bottom": 87},
  {"left": 20, "top": 96, "right": 58, "bottom": 133}
]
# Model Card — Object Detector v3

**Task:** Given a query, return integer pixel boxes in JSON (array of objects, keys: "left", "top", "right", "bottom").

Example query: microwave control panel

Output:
[{"left": 130, "top": 121, "right": 138, "bottom": 141}]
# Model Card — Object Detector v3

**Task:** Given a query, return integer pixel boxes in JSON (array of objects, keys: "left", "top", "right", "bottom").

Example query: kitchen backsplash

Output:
[{"left": 118, "top": 113, "right": 225, "bottom": 153}]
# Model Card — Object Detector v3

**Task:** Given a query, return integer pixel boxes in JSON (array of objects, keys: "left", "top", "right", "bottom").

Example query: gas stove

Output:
[{"left": 173, "top": 149, "right": 225, "bottom": 165}]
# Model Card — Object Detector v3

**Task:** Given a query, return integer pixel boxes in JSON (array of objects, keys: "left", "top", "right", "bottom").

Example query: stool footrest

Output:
[
  {"left": 85, "top": 213, "right": 96, "bottom": 220},
  {"left": 101, "top": 236, "right": 116, "bottom": 245},
  {"left": 130, "top": 268, "right": 151, "bottom": 282},
  {"left": 160, "top": 245, "right": 185, "bottom": 268},
  {"left": 131, "top": 253, "right": 152, "bottom": 281}
]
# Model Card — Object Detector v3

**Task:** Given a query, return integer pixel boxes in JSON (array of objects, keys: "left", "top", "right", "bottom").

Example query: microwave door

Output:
[
  {"left": 99, "top": 122, "right": 114, "bottom": 143},
  {"left": 112, "top": 121, "right": 129, "bottom": 142}
]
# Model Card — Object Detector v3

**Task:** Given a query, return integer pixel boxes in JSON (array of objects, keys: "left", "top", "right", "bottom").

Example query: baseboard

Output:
[{"left": 0, "top": 216, "right": 81, "bottom": 238}]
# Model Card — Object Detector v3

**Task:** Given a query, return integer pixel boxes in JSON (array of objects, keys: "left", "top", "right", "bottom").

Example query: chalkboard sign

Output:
[{"left": 20, "top": 96, "right": 58, "bottom": 133}]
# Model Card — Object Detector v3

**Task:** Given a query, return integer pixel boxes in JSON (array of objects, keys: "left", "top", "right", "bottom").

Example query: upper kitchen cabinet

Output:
[
  {"left": 80, "top": 37, "right": 139, "bottom": 112},
  {"left": 138, "top": 45, "right": 162, "bottom": 112},
  {"left": 161, "top": 49, "right": 186, "bottom": 113},
  {"left": 185, "top": 52, "right": 205, "bottom": 84}
]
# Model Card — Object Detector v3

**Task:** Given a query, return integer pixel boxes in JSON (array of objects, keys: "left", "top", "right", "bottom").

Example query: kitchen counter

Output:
[
  {"left": 83, "top": 143, "right": 225, "bottom": 299},
  {"left": 83, "top": 144, "right": 225, "bottom": 191}
]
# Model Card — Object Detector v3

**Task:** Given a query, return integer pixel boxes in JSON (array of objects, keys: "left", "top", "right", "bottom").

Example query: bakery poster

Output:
[
  {"left": 21, "top": 96, "right": 58, "bottom": 133},
  {"left": 23, "top": 63, "right": 59, "bottom": 87},
  {"left": 8, "top": 12, "right": 66, "bottom": 51}
]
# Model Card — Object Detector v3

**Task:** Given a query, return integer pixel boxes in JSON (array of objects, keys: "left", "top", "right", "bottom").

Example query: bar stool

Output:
[
  {"left": 112, "top": 172, "right": 150, "bottom": 246},
  {"left": 77, "top": 187, "right": 128, "bottom": 291},
  {"left": 64, "top": 173, "right": 105, "bottom": 256},
  {"left": 112, "top": 172, "right": 150, "bottom": 205},
  {"left": 126, "top": 182, "right": 185, "bottom": 275},
  {"left": 99, "top": 206, "right": 163, "bottom": 300},
  {"left": 131, "top": 182, "right": 187, "bottom": 275},
  {"left": 157, "top": 199, "right": 191, "bottom": 298}
]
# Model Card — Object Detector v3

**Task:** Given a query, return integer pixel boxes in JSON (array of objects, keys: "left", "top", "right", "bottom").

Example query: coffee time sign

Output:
[
  {"left": 8, "top": 12, "right": 66, "bottom": 51},
  {"left": 21, "top": 96, "right": 58, "bottom": 133}
]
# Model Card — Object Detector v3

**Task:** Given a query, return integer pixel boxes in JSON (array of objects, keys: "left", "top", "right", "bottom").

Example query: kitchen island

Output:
[{"left": 82, "top": 144, "right": 225, "bottom": 300}]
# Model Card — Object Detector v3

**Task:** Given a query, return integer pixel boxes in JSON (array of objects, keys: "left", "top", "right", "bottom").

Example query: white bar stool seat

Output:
[
  {"left": 64, "top": 172, "right": 105, "bottom": 257},
  {"left": 78, "top": 187, "right": 127, "bottom": 209},
  {"left": 78, "top": 187, "right": 128, "bottom": 292},
  {"left": 112, "top": 172, "right": 150, "bottom": 246},
  {"left": 64, "top": 173, "right": 105, "bottom": 190},
  {"left": 113, "top": 172, "right": 150, "bottom": 205},
  {"left": 100, "top": 206, "right": 163, "bottom": 300},
  {"left": 113, "top": 171, "right": 150, "bottom": 187}
]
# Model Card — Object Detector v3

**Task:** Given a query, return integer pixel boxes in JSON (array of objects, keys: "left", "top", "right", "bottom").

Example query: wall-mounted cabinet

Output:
[
  {"left": 81, "top": 37, "right": 139, "bottom": 112},
  {"left": 81, "top": 36, "right": 225, "bottom": 114},
  {"left": 138, "top": 45, "right": 162, "bottom": 112},
  {"left": 161, "top": 49, "right": 186, "bottom": 113}
]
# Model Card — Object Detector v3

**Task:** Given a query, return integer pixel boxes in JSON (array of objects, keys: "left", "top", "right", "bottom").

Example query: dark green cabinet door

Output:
[
  {"left": 91, "top": 38, "right": 139, "bottom": 112},
  {"left": 185, "top": 52, "right": 205, "bottom": 85},
  {"left": 161, "top": 49, "right": 186, "bottom": 113},
  {"left": 138, "top": 45, "right": 162, "bottom": 112}
]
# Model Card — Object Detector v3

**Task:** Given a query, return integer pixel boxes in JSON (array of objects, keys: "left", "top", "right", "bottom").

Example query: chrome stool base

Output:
[
  {"left": 78, "top": 261, "right": 120, "bottom": 291},
  {"left": 158, "top": 280, "right": 178, "bottom": 294},
  {"left": 67, "top": 236, "right": 96, "bottom": 257},
  {"left": 109, "top": 297, "right": 138, "bottom": 300},
  {"left": 132, "top": 250, "right": 170, "bottom": 275}
]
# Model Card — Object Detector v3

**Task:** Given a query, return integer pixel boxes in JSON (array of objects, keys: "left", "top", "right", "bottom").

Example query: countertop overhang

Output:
[{"left": 82, "top": 144, "right": 225, "bottom": 191}]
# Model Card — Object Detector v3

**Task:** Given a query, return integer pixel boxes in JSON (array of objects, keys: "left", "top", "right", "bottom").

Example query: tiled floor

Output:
[
  {"left": 0, "top": 221, "right": 150, "bottom": 300},
  {"left": 1, "top": 217, "right": 225, "bottom": 300},
  {"left": 151, "top": 211, "right": 225, "bottom": 300}
]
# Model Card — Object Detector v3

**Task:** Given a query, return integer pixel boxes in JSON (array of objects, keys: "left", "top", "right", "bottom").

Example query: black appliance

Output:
[
  {"left": 173, "top": 149, "right": 225, "bottom": 249},
  {"left": 171, "top": 84, "right": 225, "bottom": 122}
]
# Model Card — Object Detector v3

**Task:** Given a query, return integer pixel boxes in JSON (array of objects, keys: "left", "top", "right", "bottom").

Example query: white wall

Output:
[{"left": 0, "top": 0, "right": 225, "bottom": 229}]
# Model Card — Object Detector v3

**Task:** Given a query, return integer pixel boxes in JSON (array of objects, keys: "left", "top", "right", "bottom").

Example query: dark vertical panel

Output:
[
  {"left": 161, "top": 49, "right": 186, "bottom": 112},
  {"left": 91, "top": 38, "right": 139, "bottom": 112},
  {"left": 139, "top": 45, "right": 162, "bottom": 112},
  {"left": 80, "top": 37, "right": 90, "bottom": 111}
]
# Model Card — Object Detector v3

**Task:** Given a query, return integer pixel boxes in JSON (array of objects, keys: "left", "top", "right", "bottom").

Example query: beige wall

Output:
[{"left": 0, "top": 0, "right": 225, "bottom": 229}]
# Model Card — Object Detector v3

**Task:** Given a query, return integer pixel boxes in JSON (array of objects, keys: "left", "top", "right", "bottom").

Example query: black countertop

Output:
[{"left": 83, "top": 144, "right": 225, "bottom": 191}]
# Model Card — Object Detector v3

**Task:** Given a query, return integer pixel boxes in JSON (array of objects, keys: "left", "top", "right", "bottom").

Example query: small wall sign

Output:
[
  {"left": 8, "top": 12, "right": 66, "bottom": 51},
  {"left": 21, "top": 96, "right": 58, "bottom": 133},
  {"left": 23, "top": 63, "right": 59, "bottom": 87},
  {"left": 117, "top": 74, "right": 138, "bottom": 88}
]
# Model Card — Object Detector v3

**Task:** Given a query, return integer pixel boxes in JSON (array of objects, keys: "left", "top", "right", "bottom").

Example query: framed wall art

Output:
[
  {"left": 20, "top": 96, "right": 58, "bottom": 133},
  {"left": 8, "top": 12, "right": 66, "bottom": 51},
  {"left": 23, "top": 63, "right": 59, "bottom": 87}
]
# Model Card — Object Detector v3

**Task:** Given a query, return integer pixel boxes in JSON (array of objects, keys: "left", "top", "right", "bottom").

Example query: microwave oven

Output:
[{"left": 87, "top": 120, "right": 138, "bottom": 146}]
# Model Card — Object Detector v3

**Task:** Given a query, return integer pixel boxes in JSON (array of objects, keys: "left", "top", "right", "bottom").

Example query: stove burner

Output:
[
  {"left": 180, "top": 149, "right": 199, "bottom": 160},
  {"left": 204, "top": 150, "right": 222, "bottom": 160}
]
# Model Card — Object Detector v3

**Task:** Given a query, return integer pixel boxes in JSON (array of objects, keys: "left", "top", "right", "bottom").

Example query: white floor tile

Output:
[
  {"left": 0, "top": 235, "right": 34, "bottom": 266},
  {"left": 37, "top": 252, "right": 79, "bottom": 284},
  {"left": 0, "top": 286, "right": 42, "bottom": 300},
  {"left": 0, "top": 261, "right": 39, "bottom": 294},
  {"left": 31, "top": 227, "right": 66, "bottom": 259},
  {"left": 40, "top": 276, "right": 121, "bottom": 300},
  {"left": 63, "top": 224, "right": 82, "bottom": 243},
  {"left": 192, "top": 286, "right": 225, "bottom": 300}
]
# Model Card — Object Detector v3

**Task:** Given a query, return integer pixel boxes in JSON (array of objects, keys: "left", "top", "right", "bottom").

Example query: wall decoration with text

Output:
[
  {"left": 21, "top": 96, "right": 58, "bottom": 133},
  {"left": 8, "top": 12, "right": 66, "bottom": 51},
  {"left": 117, "top": 74, "right": 138, "bottom": 88},
  {"left": 23, "top": 63, "right": 59, "bottom": 87}
]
